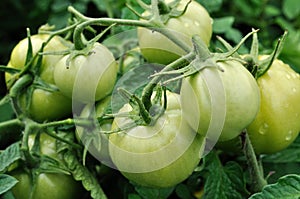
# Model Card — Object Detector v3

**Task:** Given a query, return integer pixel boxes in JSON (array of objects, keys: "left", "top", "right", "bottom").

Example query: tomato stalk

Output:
[
  {"left": 244, "top": 30, "right": 288, "bottom": 79},
  {"left": 0, "top": 118, "right": 24, "bottom": 133},
  {"left": 21, "top": 120, "right": 39, "bottom": 167},
  {"left": 68, "top": 5, "right": 191, "bottom": 52},
  {"left": 241, "top": 131, "right": 267, "bottom": 193}
]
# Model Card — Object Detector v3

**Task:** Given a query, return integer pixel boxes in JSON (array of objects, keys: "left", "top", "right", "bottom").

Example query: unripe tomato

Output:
[
  {"left": 7, "top": 34, "right": 71, "bottom": 84},
  {"left": 247, "top": 57, "right": 300, "bottom": 154},
  {"left": 10, "top": 133, "right": 85, "bottom": 199},
  {"left": 6, "top": 34, "right": 72, "bottom": 122},
  {"left": 180, "top": 60, "right": 260, "bottom": 142},
  {"left": 54, "top": 43, "right": 118, "bottom": 103},
  {"left": 109, "top": 91, "right": 205, "bottom": 188},
  {"left": 137, "top": 0, "right": 213, "bottom": 64}
]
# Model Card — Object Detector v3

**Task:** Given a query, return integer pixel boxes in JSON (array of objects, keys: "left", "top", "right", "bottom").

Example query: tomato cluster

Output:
[{"left": 2, "top": 0, "right": 300, "bottom": 197}]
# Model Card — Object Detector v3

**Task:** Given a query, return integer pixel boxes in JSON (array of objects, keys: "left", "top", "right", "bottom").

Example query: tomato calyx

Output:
[
  {"left": 128, "top": 0, "right": 191, "bottom": 24},
  {"left": 116, "top": 85, "right": 166, "bottom": 128},
  {"left": 150, "top": 30, "right": 258, "bottom": 84}
]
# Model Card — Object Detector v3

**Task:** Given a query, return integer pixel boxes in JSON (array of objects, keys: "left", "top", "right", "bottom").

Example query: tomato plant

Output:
[
  {"left": 180, "top": 59, "right": 260, "bottom": 141},
  {"left": 1, "top": 1, "right": 300, "bottom": 199},
  {"left": 10, "top": 132, "right": 85, "bottom": 199},
  {"left": 247, "top": 57, "right": 300, "bottom": 154},
  {"left": 54, "top": 43, "right": 118, "bottom": 103},
  {"left": 109, "top": 91, "right": 205, "bottom": 188},
  {"left": 137, "top": 0, "right": 212, "bottom": 64}
]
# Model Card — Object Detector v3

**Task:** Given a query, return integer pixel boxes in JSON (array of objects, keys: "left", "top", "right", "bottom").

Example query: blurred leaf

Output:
[
  {"left": 283, "top": 0, "right": 300, "bottom": 20},
  {"left": 175, "top": 184, "right": 194, "bottom": 199},
  {"left": 279, "top": 30, "right": 300, "bottom": 73},
  {"left": 249, "top": 174, "right": 300, "bottom": 199},
  {"left": 213, "top": 17, "right": 235, "bottom": 33},
  {"left": 196, "top": 0, "right": 223, "bottom": 13},
  {"left": 128, "top": 193, "right": 143, "bottom": 199}
]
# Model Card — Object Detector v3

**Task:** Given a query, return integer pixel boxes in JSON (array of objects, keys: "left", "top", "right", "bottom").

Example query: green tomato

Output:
[
  {"left": 247, "top": 58, "right": 300, "bottom": 154},
  {"left": 109, "top": 91, "right": 205, "bottom": 188},
  {"left": 10, "top": 133, "right": 85, "bottom": 199},
  {"left": 54, "top": 43, "right": 118, "bottom": 103},
  {"left": 18, "top": 88, "right": 72, "bottom": 122},
  {"left": 6, "top": 34, "right": 72, "bottom": 122},
  {"left": 180, "top": 60, "right": 260, "bottom": 142},
  {"left": 7, "top": 34, "right": 70, "bottom": 84},
  {"left": 137, "top": 0, "right": 213, "bottom": 64}
]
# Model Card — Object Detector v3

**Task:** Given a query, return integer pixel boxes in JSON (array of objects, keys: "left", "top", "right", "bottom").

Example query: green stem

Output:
[
  {"left": 0, "top": 118, "right": 24, "bottom": 132},
  {"left": 142, "top": 52, "right": 194, "bottom": 110},
  {"left": 21, "top": 121, "right": 39, "bottom": 167},
  {"left": 68, "top": 6, "right": 191, "bottom": 52},
  {"left": 242, "top": 132, "right": 267, "bottom": 193}
]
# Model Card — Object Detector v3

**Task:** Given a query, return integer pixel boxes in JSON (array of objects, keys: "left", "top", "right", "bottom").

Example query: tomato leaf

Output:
[
  {"left": 0, "top": 174, "right": 18, "bottom": 195},
  {"left": 203, "top": 152, "right": 249, "bottom": 199},
  {"left": 249, "top": 174, "right": 300, "bottom": 199},
  {"left": 0, "top": 142, "right": 21, "bottom": 173},
  {"left": 64, "top": 150, "right": 107, "bottom": 199}
]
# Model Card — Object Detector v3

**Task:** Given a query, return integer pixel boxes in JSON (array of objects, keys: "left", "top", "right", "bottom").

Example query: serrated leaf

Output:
[
  {"left": 203, "top": 152, "right": 247, "bottom": 199},
  {"left": 0, "top": 174, "right": 18, "bottom": 195},
  {"left": 0, "top": 142, "right": 21, "bottom": 173},
  {"left": 64, "top": 150, "right": 107, "bottom": 199},
  {"left": 249, "top": 174, "right": 300, "bottom": 199},
  {"left": 283, "top": 0, "right": 300, "bottom": 20}
]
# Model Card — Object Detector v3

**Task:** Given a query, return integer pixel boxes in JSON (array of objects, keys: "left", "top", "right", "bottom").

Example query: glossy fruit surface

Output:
[
  {"left": 180, "top": 60, "right": 260, "bottom": 141},
  {"left": 54, "top": 43, "right": 118, "bottom": 103},
  {"left": 247, "top": 58, "right": 300, "bottom": 154}
]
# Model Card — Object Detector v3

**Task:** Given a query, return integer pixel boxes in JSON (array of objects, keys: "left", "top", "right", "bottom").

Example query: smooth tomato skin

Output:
[
  {"left": 10, "top": 133, "right": 84, "bottom": 199},
  {"left": 137, "top": 0, "right": 212, "bottom": 64},
  {"left": 247, "top": 58, "right": 300, "bottom": 154},
  {"left": 109, "top": 91, "right": 205, "bottom": 188},
  {"left": 180, "top": 60, "right": 260, "bottom": 142},
  {"left": 6, "top": 34, "right": 72, "bottom": 122},
  {"left": 54, "top": 43, "right": 118, "bottom": 103},
  {"left": 19, "top": 88, "right": 72, "bottom": 122}
]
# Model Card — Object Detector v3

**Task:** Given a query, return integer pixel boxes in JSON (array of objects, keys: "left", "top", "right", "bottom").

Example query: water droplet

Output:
[
  {"left": 286, "top": 74, "right": 291, "bottom": 79},
  {"left": 259, "top": 123, "right": 269, "bottom": 135},
  {"left": 292, "top": 87, "right": 297, "bottom": 93},
  {"left": 285, "top": 130, "right": 293, "bottom": 141},
  {"left": 194, "top": 21, "right": 200, "bottom": 26},
  {"left": 184, "top": 23, "right": 189, "bottom": 28}
]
